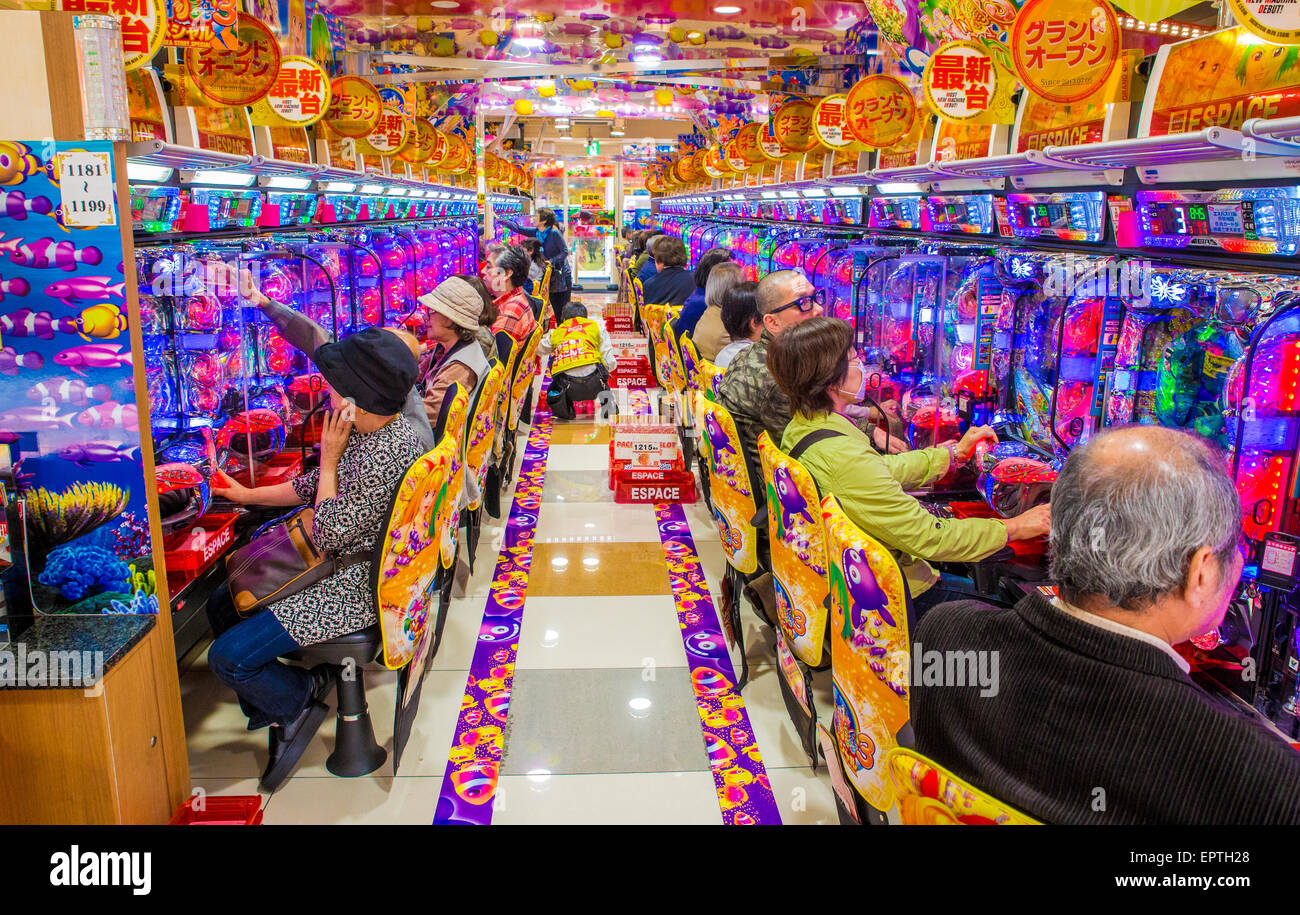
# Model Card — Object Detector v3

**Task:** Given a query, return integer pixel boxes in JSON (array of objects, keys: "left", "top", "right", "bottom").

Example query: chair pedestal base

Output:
[{"left": 325, "top": 670, "right": 387, "bottom": 777}]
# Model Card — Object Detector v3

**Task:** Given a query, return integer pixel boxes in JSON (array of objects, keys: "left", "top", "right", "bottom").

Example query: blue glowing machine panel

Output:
[
  {"left": 1136, "top": 187, "right": 1300, "bottom": 256},
  {"left": 1005, "top": 191, "right": 1106, "bottom": 243}
]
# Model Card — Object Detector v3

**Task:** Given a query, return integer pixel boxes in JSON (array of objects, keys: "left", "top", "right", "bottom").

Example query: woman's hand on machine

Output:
[
  {"left": 871, "top": 426, "right": 909, "bottom": 454},
  {"left": 954, "top": 425, "right": 999, "bottom": 462},
  {"left": 1003, "top": 503, "right": 1052, "bottom": 541},
  {"left": 212, "top": 470, "right": 254, "bottom": 505}
]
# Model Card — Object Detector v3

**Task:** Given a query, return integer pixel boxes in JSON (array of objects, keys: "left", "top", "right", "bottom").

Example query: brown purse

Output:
[{"left": 226, "top": 507, "right": 369, "bottom": 617}]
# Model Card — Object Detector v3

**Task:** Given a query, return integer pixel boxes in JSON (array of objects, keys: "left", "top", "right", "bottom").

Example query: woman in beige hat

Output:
[{"left": 418, "top": 275, "right": 497, "bottom": 427}]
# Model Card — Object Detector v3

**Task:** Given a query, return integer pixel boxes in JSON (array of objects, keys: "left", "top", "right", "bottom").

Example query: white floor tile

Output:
[
  {"left": 544, "top": 444, "right": 611, "bottom": 473},
  {"left": 766, "top": 766, "right": 839, "bottom": 825},
  {"left": 515, "top": 595, "right": 689, "bottom": 670},
  {"left": 534, "top": 501, "right": 663, "bottom": 544},
  {"left": 260, "top": 776, "right": 440, "bottom": 825},
  {"left": 492, "top": 772, "right": 723, "bottom": 825}
]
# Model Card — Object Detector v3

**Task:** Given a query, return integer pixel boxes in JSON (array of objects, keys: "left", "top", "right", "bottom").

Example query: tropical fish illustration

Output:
[
  {"left": 0, "top": 404, "right": 75, "bottom": 430},
  {"left": 772, "top": 464, "right": 812, "bottom": 534},
  {"left": 27, "top": 376, "right": 113, "bottom": 407},
  {"left": 0, "top": 142, "right": 43, "bottom": 185},
  {"left": 77, "top": 400, "right": 138, "bottom": 431},
  {"left": 0, "top": 346, "right": 43, "bottom": 375},
  {"left": 43, "top": 276, "right": 126, "bottom": 308},
  {"left": 3, "top": 190, "right": 52, "bottom": 221},
  {"left": 74, "top": 303, "right": 126, "bottom": 339},
  {"left": 843, "top": 547, "right": 895, "bottom": 629},
  {"left": 52, "top": 342, "right": 131, "bottom": 376},
  {"left": 0, "top": 235, "right": 102, "bottom": 271},
  {"left": 0, "top": 308, "right": 71, "bottom": 339},
  {"left": 56, "top": 441, "right": 140, "bottom": 468},
  {"left": 0, "top": 273, "right": 29, "bottom": 301}
]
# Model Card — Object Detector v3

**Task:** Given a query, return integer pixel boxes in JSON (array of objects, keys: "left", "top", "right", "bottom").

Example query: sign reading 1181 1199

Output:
[{"left": 54, "top": 150, "right": 117, "bottom": 229}]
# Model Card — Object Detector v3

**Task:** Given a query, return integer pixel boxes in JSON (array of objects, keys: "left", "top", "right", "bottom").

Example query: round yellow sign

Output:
[
  {"left": 185, "top": 14, "right": 281, "bottom": 107},
  {"left": 323, "top": 76, "right": 382, "bottom": 139},
  {"left": 845, "top": 74, "right": 918, "bottom": 149},
  {"left": 771, "top": 98, "right": 819, "bottom": 154},
  {"left": 1011, "top": 0, "right": 1121, "bottom": 104},
  {"left": 812, "top": 94, "right": 854, "bottom": 149}
]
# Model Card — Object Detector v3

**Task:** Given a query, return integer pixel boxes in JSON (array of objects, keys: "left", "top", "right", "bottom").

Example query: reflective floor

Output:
[{"left": 179, "top": 293, "right": 838, "bottom": 824}]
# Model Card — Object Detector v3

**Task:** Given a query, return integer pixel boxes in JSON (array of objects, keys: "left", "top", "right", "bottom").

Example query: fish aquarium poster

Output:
[{"left": 0, "top": 139, "right": 158, "bottom": 616}]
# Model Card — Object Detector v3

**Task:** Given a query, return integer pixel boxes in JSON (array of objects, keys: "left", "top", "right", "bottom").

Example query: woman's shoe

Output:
[{"left": 260, "top": 700, "right": 330, "bottom": 791}]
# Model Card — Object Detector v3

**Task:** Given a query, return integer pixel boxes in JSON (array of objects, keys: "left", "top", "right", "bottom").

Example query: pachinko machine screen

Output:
[
  {"left": 1005, "top": 191, "right": 1106, "bottom": 243},
  {"left": 869, "top": 195, "right": 922, "bottom": 230},
  {"left": 131, "top": 185, "right": 183, "bottom": 234},
  {"left": 1136, "top": 187, "right": 1300, "bottom": 256},
  {"left": 925, "top": 195, "right": 994, "bottom": 235}
]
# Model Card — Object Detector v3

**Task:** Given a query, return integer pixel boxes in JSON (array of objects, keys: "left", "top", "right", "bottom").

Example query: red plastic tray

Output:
[
  {"left": 231, "top": 452, "right": 303, "bottom": 489},
  {"left": 170, "top": 795, "right": 264, "bottom": 825},
  {"left": 949, "top": 500, "right": 1047, "bottom": 560},
  {"left": 605, "top": 315, "right": 635, "bottom": 332},
  {"left": 614, "top": 468, "right": 696, "bottom": 503},
  {"left": 163, "top": 512, "right": 239, "bottom": 574}
]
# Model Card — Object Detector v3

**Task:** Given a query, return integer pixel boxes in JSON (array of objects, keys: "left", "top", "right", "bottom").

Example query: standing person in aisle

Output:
[
  {"left": 485, "top": 245, "right": 538, "bottom": 344},
  {"left": 641, "top": 236, "right": 695, "bottom": 308},
  {"left": 539, "top": 302, "right": 618, "bottom": 420},
  {"left": 497, "top": 207, "right": 573, "bottom": 315}
]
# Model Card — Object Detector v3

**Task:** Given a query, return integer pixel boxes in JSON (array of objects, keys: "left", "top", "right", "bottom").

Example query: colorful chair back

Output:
[
  {"left": 632, "top": 276, "right": 645, "bottom": 330},
  {"left": 465, "top": 362, "right": 507, "bottom": 512},
  {"left": 679, "top": 334, "right": 703, "bottom": 392},
  {"left": 757, "top": 432, "right": 830, "bottom": 667},
  {"left": 823, "top": 495, "right": 913, "bottom": 817},
  {"left": 698, "top": 358, "right": 724, "bottom": 395},
  {"left": 435, "top": 385, "right": 469, "bottom": 571},
  {"left": 885, "top": 748, "right": 1040, "bottom": 825},
  {"left": 374, "top": 441, "right": 455, "bottom": 669},
  {"left": 662, "top": 318, "right": 689, "bottom": 395},
  {"left": 697, "top": 397, "right": 759, "bottom": 575},
  {"left": 506, "top": 322, "right": 544, "bottom": 434},
  {"left": 492, "top": 336, "right": 518, "bottom": 461}
]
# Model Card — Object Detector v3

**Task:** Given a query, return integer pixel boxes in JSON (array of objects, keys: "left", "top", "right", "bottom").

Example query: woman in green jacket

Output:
[{"left": 768, "top": 317, "right": 1051, "bottom": 619}]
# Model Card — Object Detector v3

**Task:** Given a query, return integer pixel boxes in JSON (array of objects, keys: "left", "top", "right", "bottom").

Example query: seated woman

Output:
[
  {"left": 209, "top": 327, "right": 425, "bottom": 783},
  {"left": 767, "top": 317, "right": 1051, "bottom": 619},
  {"left": 417, "top": 275, "right": 495, "bottom": 427},
  {"left": 642, "top": 237, "right": 695, "bottom": 308},
  {"left": 714, "top": 281, "right": 761, "bottom": 369},
  {"left": 539, "top": 302, "right": 617, "bottom": 420},
  {"left": 486, "top": 245, "right": 538, "bottom": 344},
  {"left": 691, "top": 261, "right": 745, "bottom": 362},
  {"left": 673, "top": 247, "right": 732, "bottom": 340},
  {"left": 451, "top": 273, "right": 501, "bottom": 366}
]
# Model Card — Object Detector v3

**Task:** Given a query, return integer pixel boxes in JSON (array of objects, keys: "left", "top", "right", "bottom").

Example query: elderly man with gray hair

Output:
[{"left": 911, "top": 425, "right": 1300, "bottom": 824}]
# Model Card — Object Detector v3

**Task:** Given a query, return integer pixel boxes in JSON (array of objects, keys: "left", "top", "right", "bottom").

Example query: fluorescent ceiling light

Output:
[
  {"left": 191, "top": 169, "right": 256, "bottom": 187},
  {"left": 778, "top": 190, "right": 800, "bottom": 198},
  {"left": 802, "top": 189, "right": 827, "bottom": 197},
  {"left": 387, "top": 187, "right": 408, "bottom": 196},
  {"left": 361, "top": 183, "right": 385, "bottom": 194},
  {"left": 829, "top": 186, "right": 860, "bottom": 197},
  {"left": 714, "top": 5, "right": 741, "bottom": 12},
  {"left": 877, "top": 182, "right": 922, "bottom": 194},
  {"left": 127, "top": 162, "right": 173, "bottom": 183},
  {"left": 265, "top": 176, "right": 313, "bottom": 190},
  {"left": 408, "top": 190, "right": 426, "bottom": 197},
  {"left": 325, "top": 181, "right": 357, "bottom": 192},
  {"left": 761, "top": 191, "right": 778, "bottom": 199}
]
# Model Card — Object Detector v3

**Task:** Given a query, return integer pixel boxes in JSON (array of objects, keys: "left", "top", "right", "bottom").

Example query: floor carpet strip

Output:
[{"left": 655, "top": 502, "right": 784, "bottom": 824}]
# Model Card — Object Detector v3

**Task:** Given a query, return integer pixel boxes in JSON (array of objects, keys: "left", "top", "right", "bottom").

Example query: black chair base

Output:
[{"left": 284, "top": 625, "right": 387, "bottom": 779}]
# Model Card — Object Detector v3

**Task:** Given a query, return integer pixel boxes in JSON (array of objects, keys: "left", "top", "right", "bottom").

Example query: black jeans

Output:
[
  {"left": 910, "top": 574, "right": 993, "bottom": 626},
  {"left": 550, "top": 289, "right": 572, "bottom": 317},
  {"left": 547, "top": 367, "right": 609, "bottom": 420}
]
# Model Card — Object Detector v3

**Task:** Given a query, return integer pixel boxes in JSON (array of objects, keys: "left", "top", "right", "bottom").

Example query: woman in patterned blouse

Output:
[{"left": 209, "top": 328, "right": 426, "bottom": 782}]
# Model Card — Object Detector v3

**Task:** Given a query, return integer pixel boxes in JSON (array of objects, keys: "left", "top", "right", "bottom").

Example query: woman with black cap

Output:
[{"left": 209, "top": 327, "right": 425, "bottom": 785}]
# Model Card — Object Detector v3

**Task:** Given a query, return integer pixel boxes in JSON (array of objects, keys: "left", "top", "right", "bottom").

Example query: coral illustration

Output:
[
  {"left": 38, "top": 544, "right": 131, "bottom": 601},
  {"left": 24, "top": 482, "right": 129, "bottom": 555}
]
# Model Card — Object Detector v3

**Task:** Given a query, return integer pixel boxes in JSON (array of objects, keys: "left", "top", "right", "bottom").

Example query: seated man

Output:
[
  {"left": 641, "top": 236, "right": 695, "bottom": 308},
  {"left": 912, "top": 425, "right": 1300, "bottom": 824},
  {"left": 486, "top": 244, "right": 538, "bottom": 344},
  {"left": 539, "top": 302, "right": 617, "bottom": 420}
]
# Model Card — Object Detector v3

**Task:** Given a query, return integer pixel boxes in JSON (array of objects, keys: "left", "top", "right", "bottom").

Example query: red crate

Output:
[
  {"left": 614, "top": 468, "right": 697, "bottom": 504},
  {"left": 170, "top": 795, "right": 264, "bottom": 825},
  {"left": 605, "top": 314, "right": 635, "bottom": 332},
  {"left": 163, "top": 512, "right": 239, "bottom": 575},
  {"left": 949, "top": 501, "right": 1048, "bottom": 560}
]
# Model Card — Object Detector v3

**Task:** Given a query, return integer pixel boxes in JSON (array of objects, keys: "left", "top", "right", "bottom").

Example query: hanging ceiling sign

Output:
[
  {"left": 923, "top": 40, "right": 1004, "bottom": 122},
  {"left": 1011, "top": 0, "right": 1122, "bottom": 104},
  {"left": 725, "top": 140, "right": 750, "bottom": 172},
  {"left": 735, "top": 122, "right": 767, "bottom": 166},
  {"left": 359, "top": 107, "right": 410, "bottom": 157},
  {"left": 163, "top": 0, "right": 238, "bottom": 49},
  {"left": 771, "top": 97, "right": 819, "bottom": 155},
  {"left": 845, "top": 74, "right": 918, "bottom": 149},
  {"left": 1225, "top": 0, "right": 1300, "bottom": 44},
  {"left": 185, "top": 14, "right": 281, "bottom": 106},
  {"left": 250, "top": 56, "right": 331, "bottom": 128},
  {"left": 323, "top": 76, "right": 382, "bottom": 138},
  {"left": 813, "top": 94, "right": 855, "bottom": 150},
  {"left": 60, "top": 0, "right": 165, "bottom": 71},
  {"left": 757, "top": 124, "right": 786, "bottom": 161}
]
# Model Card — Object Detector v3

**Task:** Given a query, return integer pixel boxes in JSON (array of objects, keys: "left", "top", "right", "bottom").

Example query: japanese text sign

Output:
[
  {"left": 323, "top": 76, "right": 382, "bottom": 138},
  {"left": 1012, "top": 0, "right": 1121, "bottom": 103},
  {"left": 846, "top": 74, "right": 918, "bottom": 148},
  {"left": 61, "top": 0, "right": 164, "bottom": 71},
  {"left": 185, "top": 14, "right": 281, "bottom": 106},
  {"left": 250, "top": 56, "right": 331, "bottom": 127},
  {"left": 923, "top": 40, "right": 1000, "bottom": 121}
]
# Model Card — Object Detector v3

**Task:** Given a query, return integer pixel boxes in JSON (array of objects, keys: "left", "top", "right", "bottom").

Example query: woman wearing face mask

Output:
[{"left": 767, "top": 317, "right": 1050, "bottom": 620}]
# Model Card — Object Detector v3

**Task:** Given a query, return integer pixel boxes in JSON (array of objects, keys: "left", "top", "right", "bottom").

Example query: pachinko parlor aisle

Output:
[{"left": 3, "top": 0, "right": 1300, "bottom": 867}]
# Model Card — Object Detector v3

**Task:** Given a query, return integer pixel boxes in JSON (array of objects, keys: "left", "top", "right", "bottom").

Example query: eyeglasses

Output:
[{"left": 768, "top": 290, "right": 823, "bottom": 316}]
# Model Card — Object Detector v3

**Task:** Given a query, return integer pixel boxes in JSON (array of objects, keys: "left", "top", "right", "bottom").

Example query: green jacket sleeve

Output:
[
  {"left": 816, "top": 436, "right": 1008, "bottom": 564},
  {"left": 880, "top": 445, "right": 952, "bottom": 490}
]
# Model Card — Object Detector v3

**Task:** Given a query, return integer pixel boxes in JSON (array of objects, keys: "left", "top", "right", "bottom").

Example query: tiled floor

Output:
[{"left": 179, "top": 292, "right": 837, "bottom": 824}]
